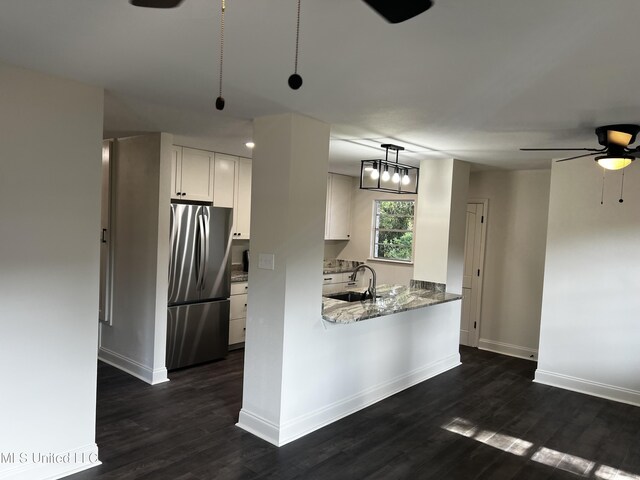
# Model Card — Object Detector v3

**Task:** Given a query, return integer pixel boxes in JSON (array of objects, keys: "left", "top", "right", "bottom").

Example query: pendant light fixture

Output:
[
  {"left": 288, "top": 0, "right": 303, "bottom": 90},
  {"left": 215, "top": 0, "right": 226, "bottom": 110},
  {"left": 360, "top": 144, "right": 419, "bottom": 194}
]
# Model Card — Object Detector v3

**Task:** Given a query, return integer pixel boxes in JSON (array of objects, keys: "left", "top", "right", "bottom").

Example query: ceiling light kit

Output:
[
  {"left": 360, "top": 144, "right": 419, "bottom": 194},
  {"left": 521, "top": 124, "right": 640, "bottom": 203}
]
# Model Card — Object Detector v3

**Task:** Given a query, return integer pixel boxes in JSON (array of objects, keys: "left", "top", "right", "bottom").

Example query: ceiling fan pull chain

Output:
[
  {"left": 601, "top": 169, "right": 605, "bottom": 205},
  {"left": 619, "top": 168, "right": 625, "bottom": 203},
  {"left": 288, "top": 0, "right": 303, "bottom": 90},
  {"left": 215, "top": 0, "right": 226, "bottom": 110}
]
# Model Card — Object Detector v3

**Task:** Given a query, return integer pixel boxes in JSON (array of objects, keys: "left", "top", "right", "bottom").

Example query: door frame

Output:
[{"left": 466, "top": 198, "right": 488, "bottom": 347}]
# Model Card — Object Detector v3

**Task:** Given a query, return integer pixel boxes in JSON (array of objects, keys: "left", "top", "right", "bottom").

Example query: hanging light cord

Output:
[
  {"left": 294, "top": 0, "right": 301, "bottom": 75},
  {"left": 288, "top": 0, "right": 303, "bottom": 90},
  {"left": 215, "top": 0, "right": 226, "bottom": 110},
  {"left": 619, "top": 168, "right": 625, "bottom": 203},
  {"left": 601, "top": 169, "right": 605, "bottom": 205}
]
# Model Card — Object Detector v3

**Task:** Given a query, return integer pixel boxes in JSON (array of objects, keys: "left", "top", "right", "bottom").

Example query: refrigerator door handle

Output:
[
  {"left": 202, "top": 209, "right": 210, "bottom": 290},
  {"left": 197, "top": 213, "right": 207, "bottom": 289},
  {"left": 194, "top": 213, "right": 201, "bottom": 290}
]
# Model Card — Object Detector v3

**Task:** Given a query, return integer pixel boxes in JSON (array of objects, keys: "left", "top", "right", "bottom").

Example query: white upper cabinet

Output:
[
  {"left": 171, "top": 146, "right": 214, "bottom": 202},
  {"left": 171, "top": 146, "right": 251, "bottom": 239},
  {"left": 325, "top": 173, "right": 353, "bottom": 240},
  {"left": 234, "top": 158, "right": 252, "bottom": 240},
  {"left": 213, "top": 153, "right": 237, "bottom": 208}
]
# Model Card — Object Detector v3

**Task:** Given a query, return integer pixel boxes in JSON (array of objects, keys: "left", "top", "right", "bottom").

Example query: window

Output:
[{"left": 371, "top": 200, "right": 415, "bottom": 262}]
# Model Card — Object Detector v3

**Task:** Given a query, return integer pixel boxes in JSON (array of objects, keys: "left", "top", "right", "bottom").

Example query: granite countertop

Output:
[
  {"left": 322, "top": 284, "right": 462, "bottom": 324},
  {"left": 231, "top": 271, "right": 248, "bottom": 283}
]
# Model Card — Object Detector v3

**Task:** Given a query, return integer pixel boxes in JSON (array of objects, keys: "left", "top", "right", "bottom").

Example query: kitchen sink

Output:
[{"left": 325, "top": 292, "right": 379, "bottom": 303}]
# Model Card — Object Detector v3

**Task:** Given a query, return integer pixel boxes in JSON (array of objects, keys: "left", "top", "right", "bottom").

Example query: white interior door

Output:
[{"left": 460, "top": 202, "right": 485, "bottom": 347}]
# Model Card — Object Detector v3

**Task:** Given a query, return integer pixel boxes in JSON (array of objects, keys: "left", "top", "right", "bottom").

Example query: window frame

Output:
[{"left": 370, "top": 199, "right": 415, "bottom": 264}]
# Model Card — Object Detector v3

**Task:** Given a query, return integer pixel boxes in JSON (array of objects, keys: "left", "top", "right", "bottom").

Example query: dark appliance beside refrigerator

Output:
[{"left": 167, "top": 203, "right": 232, "bottom": 370}]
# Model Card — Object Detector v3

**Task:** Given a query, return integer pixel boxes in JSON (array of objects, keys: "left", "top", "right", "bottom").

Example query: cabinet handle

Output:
[
  {"left": 244, "top": 304, "right": 247, "bottom": 307},
  {"left": 101, "top": 228, "right": 107, "bottom": 244},
  {"left": 244, "top": 286, "right": 248, "bottom": 290},
  {"left": 347, "top": 235, "right": 350, "bottom": 238},
  {"left": 176, "top": 191, "right": 182, "bottom": 196},
  {"left": 181, "top": 193, "right": 187, "bottom": 196},
  {"left": 324, "top": 277, "right": 333, "bottom": 281}
]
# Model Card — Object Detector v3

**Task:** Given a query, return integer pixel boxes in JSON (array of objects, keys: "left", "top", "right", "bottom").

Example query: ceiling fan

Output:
[
  {"left": 129, "top": 0, "right": 434, "bottom": 24},
  {"left": 521, "top": 124, "right": 640, "bottom": 171}
]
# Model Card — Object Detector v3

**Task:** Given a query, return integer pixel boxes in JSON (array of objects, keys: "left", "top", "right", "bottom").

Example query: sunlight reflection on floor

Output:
[{"left": 442, "top": 417, "right": 639, "bottom": 479}]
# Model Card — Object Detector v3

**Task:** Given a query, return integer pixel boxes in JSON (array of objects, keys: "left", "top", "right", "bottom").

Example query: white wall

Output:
[
  {"left": 535, "top": 160, "right": 640, "bottom": 406},
  {"left": 98, "top": 133, "right": 171, "bottom": 385},
  {"left": 0, "top": 62, "right": 104, "bottom": 479},
  {"left": 338, "top": 178, "right": 417, "bottom": 285},
  {"left": 413, "top": 159, "right": 470, "bottom": 292},
  {"left": 468, "top": 170, "right": 551, "bottom": 360},
  {"left": 239, "top": 113, "right": 462, "bottom": 447},
  {"left": 232, "top": 239, "right": 250, "bottom": 267}
]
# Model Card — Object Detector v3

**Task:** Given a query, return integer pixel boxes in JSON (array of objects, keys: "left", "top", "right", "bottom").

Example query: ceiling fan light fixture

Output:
[
  {"left": 607, "top": 130, "right": 633, "bottom": 147},
  {"left": 595, "top": 155, "right": 634, "bottom": 171}
]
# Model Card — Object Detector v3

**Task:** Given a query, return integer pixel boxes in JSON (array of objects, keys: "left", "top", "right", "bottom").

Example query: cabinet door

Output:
[
  {"left": 234, "top": 158, "right": 252, "bottom": 239},
  {"left": 213, "top": 153, "right": 237, "bottom": 208},
  {"left": 170, "top": 146, "right": 182, "bottom": 200},
  {"left": 229, "top": 318, "right": 246, "bottom": 345},
  {"left": 180, "top": 147, "right": 214, "bottom": 202},
  {"left": 324, "top": 178, "right": 331, "bottom": 239},
  {"left": 327, "top": 174, "right": 353, "bottom": 240},
  {"left": 99, "top": 140, "right": 112, "bottom": 324},
  {"left": 230, "top": 293, "right": 248, "bottom": 320}
]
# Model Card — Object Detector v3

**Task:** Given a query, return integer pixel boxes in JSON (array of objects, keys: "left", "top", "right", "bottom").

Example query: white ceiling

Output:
[{"left": 2, "top": 0, "right": 640, "bottom": 175}]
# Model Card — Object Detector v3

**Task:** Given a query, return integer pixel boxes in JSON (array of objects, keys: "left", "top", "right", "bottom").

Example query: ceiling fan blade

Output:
[
  {"left": 520, "top": 148, "right": 602, "bottom": 152},
  {"left": 556, "top": 153, "right": 599, "bottom": 162},
  {"left": 129, "top": 0, "right": 184, "bottom": 8},
  {"left": 361, "top": 0, "right": 434, "bottom": 23}
]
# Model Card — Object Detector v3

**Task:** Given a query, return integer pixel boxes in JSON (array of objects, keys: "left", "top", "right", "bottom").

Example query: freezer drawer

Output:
[{"left": 166, "top": 300, "right": 230, "bottom": 370}]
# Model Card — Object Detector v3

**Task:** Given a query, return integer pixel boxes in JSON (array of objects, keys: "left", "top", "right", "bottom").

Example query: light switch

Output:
[{"left": 258, "top": 253, "right": 275, "bottom": 270}]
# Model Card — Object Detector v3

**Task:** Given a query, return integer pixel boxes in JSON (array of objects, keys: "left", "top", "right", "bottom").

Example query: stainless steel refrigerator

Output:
[{"left": 167, "top": 203, "right": 233, "bottom": 370}]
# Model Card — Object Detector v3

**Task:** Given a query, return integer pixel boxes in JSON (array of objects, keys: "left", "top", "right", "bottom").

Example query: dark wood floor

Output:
[{"left": 69, "top": 347, "right": 640, "bottom": 480}]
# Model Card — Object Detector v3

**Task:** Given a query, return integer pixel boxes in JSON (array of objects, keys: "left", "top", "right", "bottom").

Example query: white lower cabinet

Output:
[
  {"left": 321, "top": 272, "right": 359, "bottom": 294},
  {"left": 229, "top": 282, "right": 248, "bottom": 346}
]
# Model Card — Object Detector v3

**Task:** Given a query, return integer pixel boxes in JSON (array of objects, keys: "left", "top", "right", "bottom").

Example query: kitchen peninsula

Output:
[{"left": 322, "top": 280, "right": 462, "bottom": 324}]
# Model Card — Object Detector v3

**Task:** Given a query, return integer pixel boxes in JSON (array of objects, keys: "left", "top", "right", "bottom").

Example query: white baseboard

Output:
[
  {"left": 236, "top": 410, "right": 281, "bottom": 446},
  {"left": 534, "top": 369, "right": 640, "bottom": 407},
  {"left": 0, "top": 443, "right": 100, "bottom": 480},
  {"left": 237, "top": 353, "right": 461, "bottom": 447},
  {"left": 478, "top": 338, "right": 538, "bottom": 361},
  {"left": 98, "top": 347, "right": 169, "bottom": 385}
]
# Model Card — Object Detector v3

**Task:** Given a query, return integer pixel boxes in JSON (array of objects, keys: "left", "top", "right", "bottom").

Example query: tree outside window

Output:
[{"left": 372, "top": 200, "right": 414, "bottom": 262}]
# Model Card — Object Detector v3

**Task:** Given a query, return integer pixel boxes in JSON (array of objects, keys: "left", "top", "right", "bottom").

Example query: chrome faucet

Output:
[{"left": 350, "top": 264, "right": 377, "bottom": 301}]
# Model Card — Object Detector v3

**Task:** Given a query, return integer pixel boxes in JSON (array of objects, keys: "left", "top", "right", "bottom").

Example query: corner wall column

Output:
[
  {"left": 413, "top": 158, "right": 470, "bottom": 293},
  {"left": 237, "top": 113, "right": 330, "bottom": 446}
]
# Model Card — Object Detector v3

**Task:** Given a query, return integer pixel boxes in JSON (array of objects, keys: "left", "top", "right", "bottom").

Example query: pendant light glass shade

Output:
[
  {"left": 360, "top": 144, "right": 419, "bottom": 194},
  {"left": 596, "top": 156, "right": 634, "bottom": 171}
]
